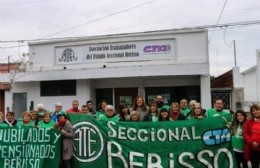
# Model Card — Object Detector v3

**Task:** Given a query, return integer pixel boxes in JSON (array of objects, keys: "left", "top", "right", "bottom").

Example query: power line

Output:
[
  {"left": 1, "top": 19, "right": 260, "bottom": 49},
  {"left": 208, "top": 0, "right": 228, "bottom": 43},
  {"left": 40, "top": 0, "right": 157, "bottom": 39}
]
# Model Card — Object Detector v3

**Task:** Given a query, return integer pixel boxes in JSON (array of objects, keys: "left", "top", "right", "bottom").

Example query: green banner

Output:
[
  {"left": 69, "top": 114, "right": 236, "bottom": 168},
  {"left": 0, "top": 127, "right": 61, "bottom": 168}
]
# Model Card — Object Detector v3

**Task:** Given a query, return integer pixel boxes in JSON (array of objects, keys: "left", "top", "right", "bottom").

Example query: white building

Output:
[
  {"left": 210, "top": 50, "right": 260, "bottom": 112},
  {"left": 5, "top": 29, "right": 211, "bottom": 116},
  {"left": 240, "top": 50, "right": 260, "bottom": 111}
]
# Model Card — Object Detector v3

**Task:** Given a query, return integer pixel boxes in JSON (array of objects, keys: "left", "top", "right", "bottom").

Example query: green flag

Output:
[
  {"left": 68, "top": 113, "right": 236, "bottom": 168},
  {"left": 0, "top": 127, "right": 61, "bottom": 168}
]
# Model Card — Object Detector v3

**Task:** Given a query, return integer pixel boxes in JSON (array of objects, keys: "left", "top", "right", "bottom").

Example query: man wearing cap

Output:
[{"left": 51, "top": 102, "right": 65, "bottom": 123}]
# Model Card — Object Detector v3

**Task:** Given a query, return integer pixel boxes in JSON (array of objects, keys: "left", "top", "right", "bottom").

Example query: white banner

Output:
[{"left": 55, "top": 39, "right": 175, "bottom": 65}]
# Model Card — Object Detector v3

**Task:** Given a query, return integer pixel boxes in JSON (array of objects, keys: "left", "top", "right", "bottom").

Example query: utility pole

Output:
[
  {"left": 8, "top": 56, "right": 10, "bottom": 72},
  {"left": 233, "top": 40, "right": 237, "bottom": 67}
]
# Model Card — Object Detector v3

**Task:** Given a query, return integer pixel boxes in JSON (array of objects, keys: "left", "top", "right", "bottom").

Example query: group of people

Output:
[{"left": 0, "top": 95, "right": 259, "bottom": 168}]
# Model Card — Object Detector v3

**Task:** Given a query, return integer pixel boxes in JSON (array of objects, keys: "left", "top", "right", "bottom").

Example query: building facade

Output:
[
  {"left": 241, "top": 51, "right": 260, "bottom": 111},
  {"left": 4, "top": 29, "right": 211, "bottom": 116}
]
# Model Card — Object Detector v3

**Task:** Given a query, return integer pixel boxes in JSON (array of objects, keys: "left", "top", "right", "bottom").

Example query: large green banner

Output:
[
  {"left": 69, "top": 114, "right": 236, "bottom": 168},
  {"left": 0, "top": 127, "right": 61, "bottom": 168}
]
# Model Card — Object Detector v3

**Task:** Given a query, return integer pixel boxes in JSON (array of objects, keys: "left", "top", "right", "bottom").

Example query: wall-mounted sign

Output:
[{"left": 55, "top": 39, "right": 175, "bottom": 65}]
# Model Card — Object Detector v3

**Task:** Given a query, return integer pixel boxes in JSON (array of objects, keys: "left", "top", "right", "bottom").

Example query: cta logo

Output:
[
  {"left": 73, "top": 122, "right": 104, "bottom": 162},
  {"left": 143, "top": 45, "right": 170, "bottom": 53},
  {"left": 202, "top": 128, "right": 231, "bottom": 146}
]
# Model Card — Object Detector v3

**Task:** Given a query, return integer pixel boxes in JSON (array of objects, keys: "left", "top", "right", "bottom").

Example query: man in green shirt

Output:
[
  {"left": 180, "top": 98, "right": 191, "bottom": 117},
  {"left": 206, "top": 98, "right": 229, "bottom": 118}
]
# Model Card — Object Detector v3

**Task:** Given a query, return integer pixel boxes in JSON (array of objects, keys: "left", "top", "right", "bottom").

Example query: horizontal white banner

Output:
[{"left": 55, "top": 39, "right": 175, "bottom": 65}]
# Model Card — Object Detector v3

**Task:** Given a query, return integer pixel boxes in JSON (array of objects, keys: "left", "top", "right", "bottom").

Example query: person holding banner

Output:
[
  {"left": 96, "top": 100, "right": 108, "bottom": 119},
  {"left": 97, "top": 105, "right": 120, "bottom": 122},
  {"left": 186, "top": 103, "right": 204, "bottom": 120},
  {"left": 38, "top": 112, "right": 55, "bottom": 129},
  {"left": 3, "top": 111, "right": 17, "bottom": 126},
  {"left": 180, "top": 98, "right": 191, "bottom": 117},
  {"left": 143, "top": 101, "right": 159, "bottom": 122},
  {"left": 232, "top": 110, "right": 248, "bottom": 168},
  {"left": 169, "top": 102, "right": 186, "bottom": 121},
  {"left": 206, "top": 98, "right": 229, "bottom": 117},
  {"left": 158, "top": 108, "right": 171, "bottom": 121},
  {"left": 17, "top": 111, "right": 35, "bottom": 127},
  {"left": 131, "top": 96, "right": 148, "bottom": 121},
  {"left": 55, "top": 112, "right": 75, "bottom": 168},
  {"left": 243, "top": 104, "right": 260, "bottom": 168}
]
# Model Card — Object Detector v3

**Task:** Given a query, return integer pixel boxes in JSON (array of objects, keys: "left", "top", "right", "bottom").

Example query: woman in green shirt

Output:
[
  {"left": 232, "top": 110, "right": 248, "bottom": 168},
  {"left": 38, "top": 112, "right": 55, "bottom": 129},
  {"left": 17, "top": 111, "right": 35, "bottom": 127}
]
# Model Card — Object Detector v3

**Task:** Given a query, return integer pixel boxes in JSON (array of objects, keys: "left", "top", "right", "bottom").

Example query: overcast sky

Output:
[{"left": 1, "top": 0, "right": 260, "bottom": 76}]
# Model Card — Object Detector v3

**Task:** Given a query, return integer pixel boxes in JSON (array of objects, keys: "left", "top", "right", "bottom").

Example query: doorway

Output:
[
  {"left": 115, "top": 88, "right": 138, "bottom": 114},
  {"left": 13, "top": 93, "right": 27, "bottom": 119}
]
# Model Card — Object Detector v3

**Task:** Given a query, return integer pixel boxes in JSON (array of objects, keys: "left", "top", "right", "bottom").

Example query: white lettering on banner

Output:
[
  {"left": 53, "top": 133, "right": 61, "bottom": 144},
  {"left": 0, "top": 128, "right": 51, "bottom": 143},
  {"left": 107, "top": 141, "right": 128, "bottom": 168},
  {"left": 169, "top": 153, "right": 175, "bottom": 168},
  {"left": 106, "top": 141, "right": 234, "bottom": 168},
  {"left": 178, "top": 152, "right": 194, "bottom": 168},
  {"left": 126, "top": 128, "right": 137, "bottom": 141},
  {"left": 73, "top": 122, "right": 104, "bottom": 162},
  {"left": 214, "top": 148, "right": 233, "bottom": 168},
  {"left": 197, "top": 150, "right": 214, "bottom": 168},
  {"left": 4, "top": 158, "right": 40, "bottom": 168},
  {"left": 0, "top": 144, "right": 56, "bottom": 159},
  {"left": 147, "top": 153, "right": 163, "bottom": 168},
  {"left": 107, "top": 121, "right": 202, "bottom": 142},
  {"left": 130, "top": 152, "right": 144, "bottom": 168}
]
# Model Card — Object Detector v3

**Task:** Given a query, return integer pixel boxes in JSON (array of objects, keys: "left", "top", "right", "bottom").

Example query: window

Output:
[
  {"left": 145, "top": 86, "right": 200, "bottom": 105},
  {"left": 40, "top": 80, "right": 76, "bottom": 96}
]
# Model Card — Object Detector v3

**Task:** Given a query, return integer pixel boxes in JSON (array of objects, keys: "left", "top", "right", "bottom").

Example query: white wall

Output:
[
  {"left": 243, "top": 69, "right": 257, "bottom": 102},
  {"left": 28, "top": 29, "right": 208, "bottom": 74},
  {"left": 5, "top": 80, "right": 92, "bottom": 113},
  {"left": 5, "top": 29, "right": 210, "bottom": 113},
  {"left": 200, "top": 75, "right": 211, "bottom": 109}
]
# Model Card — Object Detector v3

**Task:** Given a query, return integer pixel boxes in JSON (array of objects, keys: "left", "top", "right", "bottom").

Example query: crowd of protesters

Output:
[{"left": 0, "top": 95, "right": 259, "bottom": 168}]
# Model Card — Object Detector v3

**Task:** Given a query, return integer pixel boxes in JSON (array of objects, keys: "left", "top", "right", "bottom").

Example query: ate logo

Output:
[{"left": 73, "top": 122, "right": 104, "bottom": 162}]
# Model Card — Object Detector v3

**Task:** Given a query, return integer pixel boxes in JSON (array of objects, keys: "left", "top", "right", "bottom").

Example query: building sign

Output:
[
  {"left": 55, "top": 39, "right": 175, "bottom": 65},
  {"left": 69, "top": 114, "right": 236, "bottom": 168}
]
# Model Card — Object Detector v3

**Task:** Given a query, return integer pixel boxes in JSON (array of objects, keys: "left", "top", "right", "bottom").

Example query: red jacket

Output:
[
  {"left": 243, "top": 119, "right": 260, "bottom": 161},
  {"left": 66, "top": 108, "right": 82, "bottom": 113}
]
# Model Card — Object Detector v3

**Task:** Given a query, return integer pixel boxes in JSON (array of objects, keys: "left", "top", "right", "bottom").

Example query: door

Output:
[
  {"left": 0, "top": 91, "right": 4, "bottom": 113},
  {"left": 13, "top": 93, "right": 27, "bottom": 119},
  {"left": 115, "top": 88, "right": 138, "bottom": 114},
  {"left": 96, "top": 89, "right": 113, "bottom": 111}
]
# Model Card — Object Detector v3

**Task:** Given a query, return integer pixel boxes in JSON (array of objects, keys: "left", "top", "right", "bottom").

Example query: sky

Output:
[{"left": 1, "top": 0, "right": 260, "bottom": 76}]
